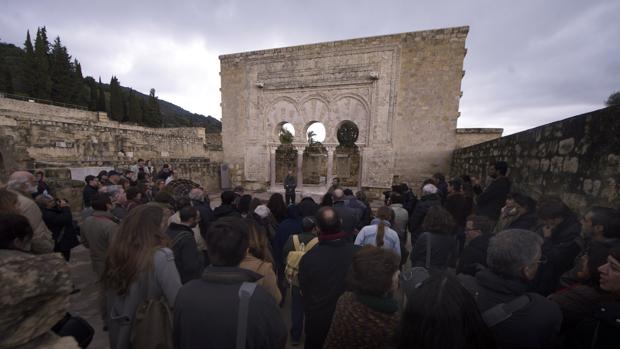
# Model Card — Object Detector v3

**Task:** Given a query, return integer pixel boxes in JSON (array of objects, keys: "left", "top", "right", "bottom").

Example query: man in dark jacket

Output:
[
  {"left": 298, "top": 207, "right": 358, "bottom": 349},
  {"left": 459, "top": 229, "right": 563, "bottom": 349},
  {"left": 408, "top": 184, "right": 442, "bottom": 242},
  {"left": 82, "top": 175, "right": 100, "bottom": 208},
  {"left": 474, "top": 161, "right": 511, "bottom": 221},
  {"left": 273, "top": 205, "right": 303, "bottom": 304},
  {"left": 189, "top": 188, "right": 213, "bottom": 236},
  {"left": 284, "top": 169, "right": 297, "bottom": 205},
  {"left": 174, "top": 217, "right": 287, "bottom": 349},
  {"left": 457, "top": 215, "right": 494, "bottom": 276},
  {"left": 533, "top": 197, "right": 582, "bottom": 296},
  {"left": 166, "top": 206, "right": 204, "bottom": 284},
  {"left": 332, "top": 189, "right": 360, "bottom": 237},
  {"left": 36, "top": 194, "right": 79, "bottom": 261},
  {"left": 213, "top": 190, "right": 241, "bottom": 220}
]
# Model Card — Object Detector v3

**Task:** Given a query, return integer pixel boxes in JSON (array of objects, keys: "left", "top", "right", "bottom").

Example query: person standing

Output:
[
  {"left": 80, "top": 194, "right": 119, "bottom": 279},
  {"left": 474, "top": 161, "right": 511, "bottom": 221},
  {"left": 36, "top": 194, "right": 79, "bottom": 261},
  {"left": 284, "top": 169, "right": 297, "bottom": 205},
  {"left": 82, "top": 175, "right": 100, "bottom": 208},
  {"left": 165, "top": 206, "right": 204, "bottom": 284}
]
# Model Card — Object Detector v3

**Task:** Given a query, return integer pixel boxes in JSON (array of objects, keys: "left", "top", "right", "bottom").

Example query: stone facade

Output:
[
  {"left": 456, "top": 128, "right": 503, "bottom": 148},
  {"left": 220, "top": 27, "right": 470, "bottom": 195},
  {"left": 0, "top": 96, "right": 223, "bottom": 198},
  {"left": 451, "top": 106, "right": 620, "bottom": 215}
]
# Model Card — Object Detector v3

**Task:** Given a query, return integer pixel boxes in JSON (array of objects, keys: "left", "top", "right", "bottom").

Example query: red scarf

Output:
[{"left": 318, "top": 231, "right": 350, "bottom": 242}]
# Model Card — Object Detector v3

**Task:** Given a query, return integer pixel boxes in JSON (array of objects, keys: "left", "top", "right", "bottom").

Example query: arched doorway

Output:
[
  {"left": 303, "top": 122, "right": 327, "bottom": 185},
  {"left": 334, "top": 121, "right": 360, "bottom": 187},
  {"left": 275, "top": 122, "right": 297, "bottom": 183}
]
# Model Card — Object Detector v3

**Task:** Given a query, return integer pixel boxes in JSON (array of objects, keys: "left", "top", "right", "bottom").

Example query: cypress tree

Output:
[
  {"left": 108, "top": 76, "right": 123, "bottom": 121},
  {"left": 21, "top": 30, "right": 36, "bottom": 96},
  {"left": 71, "top": 59, "right": 87, "bottom": 106},
  {"left": 97, "top": 77, "right": 106, "bottom": 112},
  {"left": 143, "top": 88, "right": 162, "bottom": 127},
  {"left": 127, "top": 89, "right": 143, "bottom": 123},
  {"left": 86, "top": 77, "right": 97, "bottom": 110},
  {"left": 33, "top": 26, "right": 52, "bottom": 99},
  {"left": 50, "top": 36, "right": 73, "bottom": 103}
]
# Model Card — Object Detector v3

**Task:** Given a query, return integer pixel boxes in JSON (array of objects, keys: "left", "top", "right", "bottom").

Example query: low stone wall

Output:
[
  {"left": 451, "top": 106, "right": 620, "bottom": 214},
  {"left": 456, "top": 128, "right": 503, "bottom": 148}
]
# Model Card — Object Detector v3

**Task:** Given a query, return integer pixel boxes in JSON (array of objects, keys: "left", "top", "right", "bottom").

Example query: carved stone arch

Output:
[
  {"left": 329, "top": 94, "right": 370, "bottom": 144},
  {"left": 264, "top": 98, "right": 301, "bottom": 143},
  {"left": 299, "top": 96, "right": 330, "bottom": 129}
]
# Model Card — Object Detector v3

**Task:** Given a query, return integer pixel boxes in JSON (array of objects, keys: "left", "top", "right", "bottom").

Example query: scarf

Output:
[
  {"left": 318, "top": 231, "right": 350, "bottom": 242},
  {"left": 356, "top": 293, "right": 399, "bottom": 314}
]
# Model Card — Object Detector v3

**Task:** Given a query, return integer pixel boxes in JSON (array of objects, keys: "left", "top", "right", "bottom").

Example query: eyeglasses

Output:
[{"left": 536, "top": 256, "right": 548, "bottom": 265}]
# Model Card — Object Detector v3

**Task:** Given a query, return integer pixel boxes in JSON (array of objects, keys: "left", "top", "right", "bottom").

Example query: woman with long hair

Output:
[
  {"left": 355, "top": 206, "right": 401, "bottom": 257},
  {"left": 102, "top": 205, "right": 182, "bottom": 349},
  {"left": 410, "top": 205, "right": 458, "bottom": 269},
  {"left": 396, "top": 273, "right": 496, "bottom": 349},
  {"left": 239, "top": 219, "right": 281, "bottom": 303},
  {"left": 267, "top": 193, "right": 287, "bottom": 223}
]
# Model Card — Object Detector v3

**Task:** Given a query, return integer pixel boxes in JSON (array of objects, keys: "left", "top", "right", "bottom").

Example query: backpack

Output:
[{"left": 285, "top": 235, "right": 319, "bottom": 287}]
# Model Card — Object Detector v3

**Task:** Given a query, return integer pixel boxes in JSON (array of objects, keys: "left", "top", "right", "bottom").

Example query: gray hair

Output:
[
  {"left": 99, "top": 185, "right": 123, "bottom": 199},
  {"left": 188, "top": 188, "right": 204, "bottom": 201},
  {"left": 487, "top": 229, "right": 543, "bottom": 278},
  {"left": 332, "top": 188, "right": 344, "bottom": 200},
  {"left": 7, "top": 171, "right": 34, "bottom": 192}
]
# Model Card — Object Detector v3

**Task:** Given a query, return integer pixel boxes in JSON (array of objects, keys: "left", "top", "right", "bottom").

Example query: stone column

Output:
[
  {"left": 295, "top": 145, "right": 304, "bottom": 192},
  {"left": 357, "top": 146, "right": 364, "bottom": 191},
  {"left": 326, "top": 145, "right": 335, "bottom": 186},
  {"left": 270, "top": 147, "right": 276, "bottom": 188}
]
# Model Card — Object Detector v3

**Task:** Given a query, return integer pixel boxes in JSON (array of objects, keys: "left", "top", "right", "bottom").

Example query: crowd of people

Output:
[{"left": 1, "top": 159, "right": 619, "bottom": 349}]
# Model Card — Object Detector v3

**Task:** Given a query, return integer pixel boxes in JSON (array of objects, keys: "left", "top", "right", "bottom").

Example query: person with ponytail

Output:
[{"left": 355, "top": 206, "right": 401, "bottom": 257}]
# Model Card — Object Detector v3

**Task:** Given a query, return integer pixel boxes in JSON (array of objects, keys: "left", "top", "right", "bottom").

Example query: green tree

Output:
[
  {"left": 71, "top": 59, "right": 88, "bottom": 106},
  {"left": 85, "top": 76, "right": 98, "bottom": 110},
  {"left": 20, "top": 30, "right": 36, "bottom": 96},
  {"left": 279, "top": 125, "right": 293, "bottom": 144},
  {"left": 606, "top": 91, "right": 620, "bottom": 106},
  {"left": 33, "top": 26, "right": 51, "bottom": 99},
  {"left": 49, "top": 36, "right": 73, "bottom": 103},
  {"left": 307, "top": 130, "right": 317, "bottom": 145},
  {"left": 97, "top": 77, "right": 106, "bottom": 111},
  {"left": 143, "top": 88, "right": 162, "bottom": 127},
  {"left": 109, "top": 76, "right": 123, "bottom": 121},
  {"left": 126, "top": 89, "right": 143, "bottom": 123}
]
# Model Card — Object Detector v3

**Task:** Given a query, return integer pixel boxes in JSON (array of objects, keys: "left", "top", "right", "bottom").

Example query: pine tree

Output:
[
  {"left": 20, "top": 30, "right": 36, "bottom": 96},
  {"left": 97, "top": 77, "right": 106, "bottom": 112},
  {"left": 33, "top": 26, "right": 52, "bottom": 99},
  {"left": 86, "top": 76, "right": 97, "bottom": 110},
  {"left": 108, "top": 76, "right": 124, "bottom": 121},
  {"left": 50, "top": 36, "right": 73, "bottom": 103},
  {"left": 126, "top": 89, "right": 143, "bottom": 123},
  {"left": 143, "top": 88, "right": 162, "bottom": 127},
  {"left": 71, "top": 59, "right": 87, "bottom": 106}
]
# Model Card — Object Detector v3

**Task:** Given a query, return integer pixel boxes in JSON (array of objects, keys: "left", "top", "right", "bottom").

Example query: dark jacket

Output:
[
  {"left": 332, "top": 200, "right": 360, "bottom": 235},
  {"left": 41, "top": 206, "right": 79, "bottom": 253},
  {"left": 565, "top": 302, "right": 620, "bottom": 349},
  {"left": 298, "top": 239, "right": 358, "bottom": 349},
  {"left": 549, "top": 284, "right": 603, "bottom": 332},
  {"left": 457, "top": 233, "right": 492, "bottom": 276},
  {"left": 166, "top": 223, "right": 204, "bottom": 284},
  {"left": 475, "top": 176, "right": 511, "bottom": 220},
  {"left": 273, "top": 206, "right": 303, "bottom": 274},
  {"left": 284, "top": 175, "right": 297, "bottom": 193},
  {"left": 459, "top": 269, "right": 563, "bottom": 349},
  {"left": 173, "top": 267, "right": 287, "bottom": 349},
  {"left": 408, "top": 194, "right": 441, "bottom": 239},
  {"left": 410, "top": 232, "right": 458, "bottom": 269},
  {"left": 82, "top": 184, "right": 98, "bottom": 208},
  {"left": 533, "top": 214, "right": 582, "bottom": 296},
  {"left": 191, "top": 199, "right": 214, "bottom": 239},
  {"left": 445, "top": 192, "right": 471, "bottom": 228},
  {"left": 507, "top": 211, "right": 538, "bottom": 231},
  {"left": 297, "top": 197, "right": 319, "bottom": 218},
  {"left": 213, "top": 204, "right": 241, "bottom": 220}
]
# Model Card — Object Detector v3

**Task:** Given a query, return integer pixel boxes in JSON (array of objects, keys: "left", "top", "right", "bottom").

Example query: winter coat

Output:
[
  {"left": 389, "top": 203, "right": 409, "bottom": 240},
  {"left": 507, "top": 211, "right": 539, "bottom": 231},
  {"left": 475, "top": 176, "right": 511, "bottom": 220},
  {"left": 459, "top": 269, "right": 563, "bottom": 349},
  {"left": 410, "top": 231, "right": 458, "bottom": 269},
  {"left": 212, "top": 204, "right": 241, "bottom": 220},
  {"left": 13, "top": 190, "right": 54, "bottom": 254},
  {"left": 549, "top": 284, "right": 603, "bottom": 332},
  {"left": 191, "top": 199, "right": 213, "bottom": 239},
  {"left": 445, "top": 192, "right": 471, "bottom": 228},
  {"left": 82, "top": 184, "right": 99, "bottom": 208},
  {"left": 323, "top": 292, "right": 399, "bottom": 349},
  {"left": 533, "top": 214, "right": 582, "bottom": 296},
  {"left": 564, "top": 302, "right": 620, "bottom": 349},
  {"left": 408, "top": 193, "right": 441, "bottom": 239},
  {"left": 298, "top": 239, "right": 359, "bottom": 349},
  {"left": 41, "top": 206, "right": 79, "bottom": 253},
  {"left": 239, "top": 254, "right": 282, "bottom": 304},
  {"left": 457, "top": 233, "right": 492, "bottom": 276},
  {"left": 273, "top": 206, "right": 303, "bottom": 274},
  {"left": 354, "top": 219, "right": 401, "bottom": 256},
  {"left": 284, "top": 175, "right": 297, "bottom": 193},
  {"left": 173, "top": 266, "right": 287, "bottom": 349},
  {"left": 166, "top": 223, "right": 204, "bottom": 284},
  {"left": 80, "top": 211, "right": 118, "bottom": 277},
  {"left": 333, "top": 200, "right": 360, "bottom": 236}
]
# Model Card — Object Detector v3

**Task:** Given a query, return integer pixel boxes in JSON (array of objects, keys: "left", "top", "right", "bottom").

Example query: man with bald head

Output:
[
  {"left": 7, "top": 171, "right": 54, "bottom": 254},
  {"left": 298, "top": 207, "right": 358, "bottom": 349}
]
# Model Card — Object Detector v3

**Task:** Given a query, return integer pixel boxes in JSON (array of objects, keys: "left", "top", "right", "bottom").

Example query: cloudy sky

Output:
[{"left": 1, "top": 0, "right": 618, "bottom": 135}]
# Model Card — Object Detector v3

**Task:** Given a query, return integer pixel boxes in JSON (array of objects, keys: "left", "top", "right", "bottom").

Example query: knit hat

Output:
[
  {"left": 422, "top": 184, "right": 438, "bottom": 195},
  {"left": 254, "top": 205, "right": 271, "bottom": 219}
]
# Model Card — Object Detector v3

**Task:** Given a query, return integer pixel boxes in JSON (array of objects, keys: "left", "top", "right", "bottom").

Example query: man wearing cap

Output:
[{"left": 408, "top": 183, "right": 442, "bottom": 242}]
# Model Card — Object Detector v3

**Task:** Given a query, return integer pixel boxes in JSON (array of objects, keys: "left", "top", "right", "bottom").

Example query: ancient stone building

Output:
[{"left": 220, "top": 26, "right": 474, "bottom": 196}]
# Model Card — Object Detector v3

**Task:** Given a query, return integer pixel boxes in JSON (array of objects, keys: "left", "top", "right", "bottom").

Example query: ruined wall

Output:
[
  {"left": 456, "top": 128, "right": 503, "bottom": 148},
  {"left": 0, "top": 97, "right": 223, "bottom": 194},
  {"left": 451, "top": 106, "right": 620, "bottom": 214},
  {"left": 220, "top": 27, "right": 469, "bottom": 193}
]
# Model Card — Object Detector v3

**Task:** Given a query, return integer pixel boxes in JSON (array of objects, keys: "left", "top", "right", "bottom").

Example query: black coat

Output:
[
  {"left": 507, "top": 211, "right": 539, "bottom": 231},
  {"left": 191, "top": 199, "right": 214, "bottom": 239},
  {"left": 459, "top": 269, "right": 563, "bottom": 349},
  {"left": 457, "top": 233, "right": 492, "bottom": 276},
  {"left": 332, "top": 201, "right": 360, "bottom": 235},
  {"left": 475, "top": 176, "right": 511, "bottom": 220},
  {"left": 408, "top": 194, "right": 441, "bottom": 239},
  {"left": 82, "top": 184, "right": 98, "bottom": 207},
  {"left": 565, "top": 302, "right": 620, "bottom": 349},
  {"left": 533, "top": 214, "right": 582, "bottom": 296},
  {"left": 166, "top": 223, "right": 204, "bottom": 284},
  {"left": 41, "top": 206, "right": 79, "bottom": 252},
  {"left": 173, "top": 267, "right": 287, "bottom": 349},
  {"left": 445, "top": 192, "right": 471, "bottom": 228},
  {"left": 284, "top": 175, "right": 297, "bottom": 193},
  {"left": 297, "top": 197, "right": 319, "bottom": 218},
  {"left": 410, "top": 232, "right": 458, "bottom": 269},
  {"left": 212, "top": 204, "right": 241, "bottom": 220},
  {"left": 298, "top": 239, "right": 358, "bottom": 349}
]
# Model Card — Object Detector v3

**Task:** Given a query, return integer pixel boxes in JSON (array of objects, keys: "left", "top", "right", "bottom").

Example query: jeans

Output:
[{"left": 290, "top": 286, "right": 304, "bottom": 341}]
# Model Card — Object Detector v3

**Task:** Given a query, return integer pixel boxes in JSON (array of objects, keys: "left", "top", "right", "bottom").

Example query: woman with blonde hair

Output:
[
  {"left": 102, "top": 205, "right": 182, "bottom": 349},
  {"left": 239, "top": 218, "right": 281, "bottom": 304}
]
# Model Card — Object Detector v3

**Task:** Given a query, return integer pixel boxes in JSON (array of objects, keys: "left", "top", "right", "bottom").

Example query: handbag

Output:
[
  {"left": 52, "top": 312, "right": 94, "bottom": 348},
  {"left": 130, "top": 269, "right": 174, "bottom": 349}
]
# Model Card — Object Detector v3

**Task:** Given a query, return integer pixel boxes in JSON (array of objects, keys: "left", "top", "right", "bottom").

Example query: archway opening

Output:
[
  {"left": 306, "top": 122, "right": 326, "bottom": 144},
  {"left": 275, "top": 122, "right": 297, "bottom": 183},
  {"left": 335, "top": 121, "right": 360, "bottom": 187},
  {"left": 278, "top": 122, "right": 295, "bottom": 144}
]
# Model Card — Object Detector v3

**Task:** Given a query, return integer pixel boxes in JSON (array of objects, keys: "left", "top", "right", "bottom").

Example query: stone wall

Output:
[
  {"left": 0, "top": 97, "right": 223, "bottom": 196},
  {"left": 456, "top": 128, "right": 503, "bottom": 148},
  {"left": 451, "top": 106, "right": 620, "bottom": 214},
  {"left": 220, "top": 27, "right": 469, "bottom": 195}
]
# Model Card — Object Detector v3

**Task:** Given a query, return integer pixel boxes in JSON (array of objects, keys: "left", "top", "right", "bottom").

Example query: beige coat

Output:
[
  {"left": 13, "top": 190, "right": 54, "bottom": 254},
  {"left": 239, "top": 254, "right": 282, "bottom": 304},
  {"left": 80, "top": 211, "right": 119, "bottom": 277}
]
